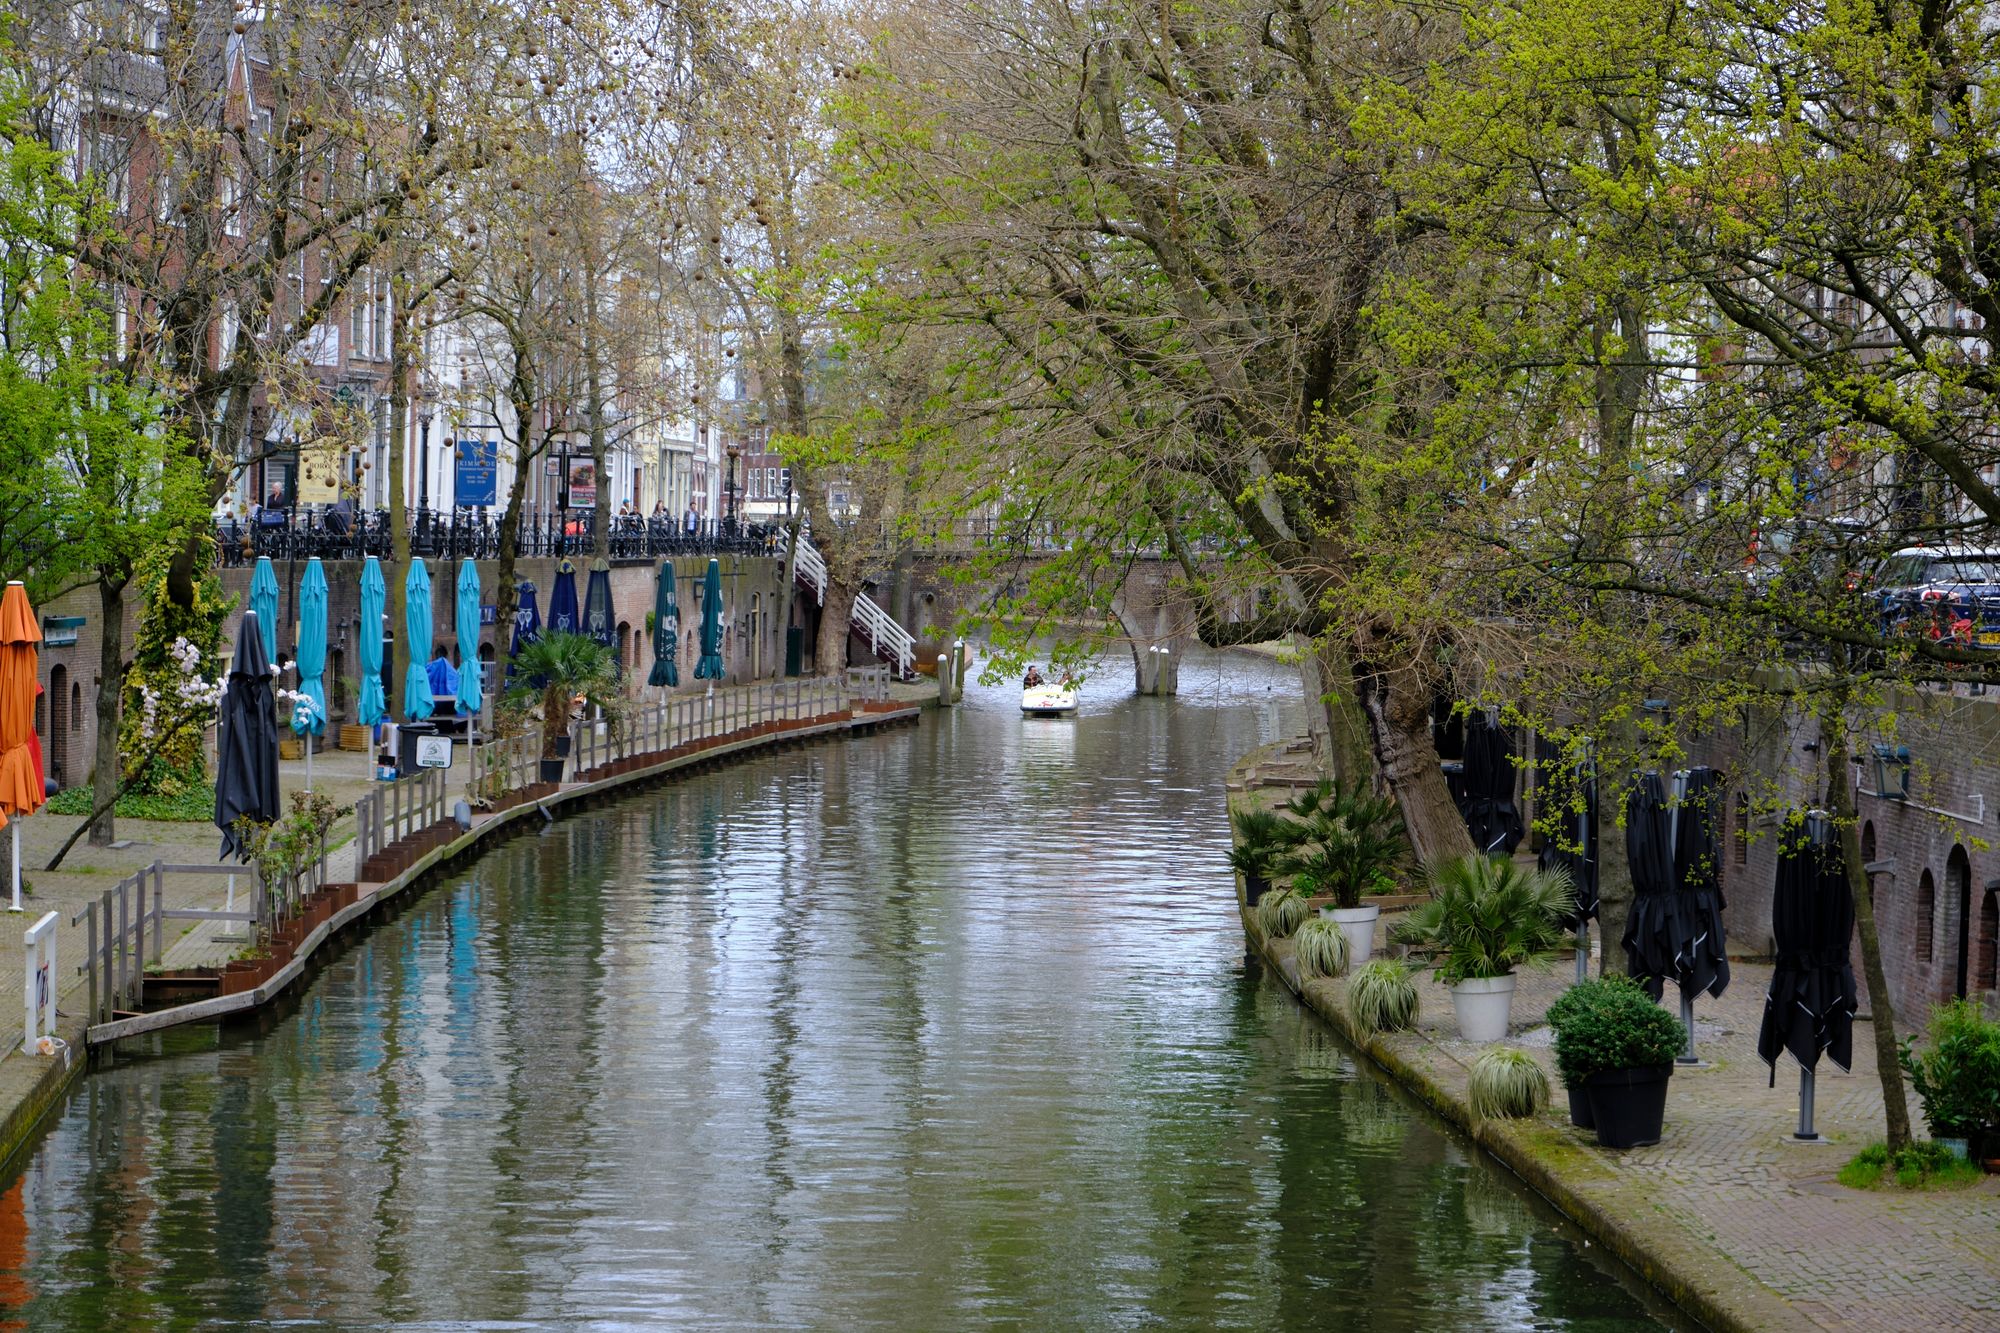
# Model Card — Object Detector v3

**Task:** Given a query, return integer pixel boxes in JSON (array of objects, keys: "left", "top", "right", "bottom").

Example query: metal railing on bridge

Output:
[{"left": 215, "top": 509, "right": 778, "bottom": 567}]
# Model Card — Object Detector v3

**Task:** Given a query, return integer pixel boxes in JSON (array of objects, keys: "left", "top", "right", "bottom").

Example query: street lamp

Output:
[
  {"left": 417, "top": 406, "right": 434, "bottom": 514},
  {"left": 724, "top": 443, "right": 741, "bottom": 535}
]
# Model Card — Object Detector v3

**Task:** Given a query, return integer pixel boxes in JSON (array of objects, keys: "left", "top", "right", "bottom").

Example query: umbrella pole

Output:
[
  {"left": 1678, "top": 984, "right": 1699, "bottom": 1064},
  {"left": 304, "top": 735, "right": 313, "bottom": 794},
  {"left": 1575, "top": 924, "right": 1589, "bottom": 983},
  {"left": 7, "top": 821, "right": 18, "bottom": 913},
  {"left": 1796, "top": 1064, "right": 1819, "bottom": 1140}
]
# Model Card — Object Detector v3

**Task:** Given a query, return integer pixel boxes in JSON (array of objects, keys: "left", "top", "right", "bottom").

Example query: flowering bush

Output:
[{"left": 119, "top": 564, "right": 227, "bottom": 794}]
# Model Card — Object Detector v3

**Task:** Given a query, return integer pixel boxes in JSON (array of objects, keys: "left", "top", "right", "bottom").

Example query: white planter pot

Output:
[
  {"left": 1450, "top": 974, "right": 1518, "bottom": 1043},
  {"left": 1319, "top": 904, "right": 1381, "bottom": 962}
]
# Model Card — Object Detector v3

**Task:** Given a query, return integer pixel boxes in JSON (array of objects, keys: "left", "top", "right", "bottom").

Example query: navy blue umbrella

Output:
[
  {"left": 214, "top": 611, "right": 281, "bottom": 861},
  {"left": 509, "top": 581, "right": 541, "bottom": 680},
  {"left": 584, "top": 562, "right": 615, "bottom": 654},
  {"left": 1621, "top": 771, "right": 1678, "bottom": 998},
  {"left": 548, "top": 558, "right": 580, "bottom": 635}
]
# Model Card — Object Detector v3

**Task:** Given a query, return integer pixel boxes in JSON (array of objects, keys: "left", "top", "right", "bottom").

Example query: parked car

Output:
[{"left": 1874, "top": 546, "right": 2000, "bottom": 649}]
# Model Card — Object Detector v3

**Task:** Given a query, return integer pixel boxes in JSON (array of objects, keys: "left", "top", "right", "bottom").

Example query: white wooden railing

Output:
[
  {"left": 774, "top": 531, "right": 916, "bottom": 678},
  {"left": 569, "top": 675, "right": 850, "bottom": 777}
]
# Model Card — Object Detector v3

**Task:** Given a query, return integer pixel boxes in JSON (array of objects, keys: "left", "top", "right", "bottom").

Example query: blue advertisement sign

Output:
[{"left": 453, "top": 438, "right": 498, "bottom": 507}]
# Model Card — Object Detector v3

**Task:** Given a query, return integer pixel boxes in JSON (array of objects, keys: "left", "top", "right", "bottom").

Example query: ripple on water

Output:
[{"left": 0, "top": 649, "right": 1684, "bottom": 1331}]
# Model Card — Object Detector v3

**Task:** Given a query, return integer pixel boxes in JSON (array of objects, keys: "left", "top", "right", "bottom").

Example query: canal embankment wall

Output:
[{"left": 0, "top": 683, "right": 931, "bottom": 1182}]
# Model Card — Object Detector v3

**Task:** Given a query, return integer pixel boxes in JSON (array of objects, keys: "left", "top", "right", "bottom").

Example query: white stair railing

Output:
[{"left": 774, "top": 530, "right": 915, "bottom": 678}]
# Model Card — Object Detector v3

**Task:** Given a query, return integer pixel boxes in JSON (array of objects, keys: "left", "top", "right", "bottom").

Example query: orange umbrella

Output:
[{"left": 0, "top": 583, "right": 41, "bottom": 827}]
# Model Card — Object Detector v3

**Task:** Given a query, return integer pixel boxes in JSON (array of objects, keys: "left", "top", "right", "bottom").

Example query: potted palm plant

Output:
[
  {"left": 504, "top": 631, "right": 623, "bottom": 784},
  {"left": 1228, "top": 805, "right": 1298, "bottom": 907},
  {"left": 1273, "top": 778, "right": 1407, "bottom": 962},
  {"left": 1550, "top": 974, "right": 1686, "bottom": 1147},
  {"left": 1392, "top": 855, "right": 1572, "bottom": 1042}
]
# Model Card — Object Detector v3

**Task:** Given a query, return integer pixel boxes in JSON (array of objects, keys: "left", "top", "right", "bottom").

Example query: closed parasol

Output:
[
  {"left": 358, "top": 557, "right": 387, "bottom": 727},
  {"left": 584, "top": 562, "right": 615, "bottom": 655},
  {"left": 0, "top": 584, "right": 44, "bottom": 912},
  {"left": 403, "top": 560, "right": 433, "bottom": 721},
  {"left": 694, "top": 559, "right": 725, "bottom": 680},
  {"left": 1459, "top": 716, "right": 1524, "bottom": 855},
  {"left": 548, "top": 559, "right": 580, "bottom": 635},
  {"left": 648, "top": 562, "right": 680, "bottom": 688},
  {"left": 455, "top": 559, "right": 483, "bottom": 718},
  {"left": 214, "top": 611, "right": 281, "bottom": 861},
  {"left": 249, "top": 556, "right": 279, "bottom": 664},
  {"left": 1759, "top": 816, "right": 1856, "bottom": 1138}
]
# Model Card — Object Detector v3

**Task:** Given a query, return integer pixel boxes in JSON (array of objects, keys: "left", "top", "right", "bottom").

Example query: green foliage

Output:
[
  {"left": 1468, "top": 1048, "right": 1551, "bottom": 1120},
  {"left": 1838, "top": 1141, "right": 1985, "bottom": 1192},
  {"left": 119, "top": 565, "right": 228, "bottom": 793},
  {"left": 233, "top": 790, "right": 339, "bottom": 926},
  {"left": 1349, "top": 959, "right": 1422, "bottom": 1036},
  {"left": 1228, "top": 804, "right": 1304, "bottom": 882},
  {"left": 1898, "top": 1000, "right": 2000, "bottom": 1141},
  {"left": 1392, "top": 856, "right": 1572, "bottom": 984},
  {"left": 45, "top": 782, "right": 215, "bottom": 822},
  {"left": 503, "top": 631, "right": 624, "bottom": 760},
  {"left": 1293, "top": 916, "right": 1350, "bottom": 979},
  {"left": 1272, "top": 778, "right": 1409, "bottom": 909},
  {"left": 1255, "top": 888, "right": 1311, "bottom": 940},
  {"left": 1549, "top": 975, "right": 1686, "bottom": 1085}
]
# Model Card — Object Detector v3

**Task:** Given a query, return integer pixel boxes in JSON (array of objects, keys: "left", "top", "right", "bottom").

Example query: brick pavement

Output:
[{"left": 1236, "top": 741, "right": 2000, "bottom": 1333}]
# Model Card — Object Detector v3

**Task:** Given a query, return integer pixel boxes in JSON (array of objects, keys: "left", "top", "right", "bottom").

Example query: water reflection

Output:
[{"left": 0, "top": 648, "right": 1680, "bottom": 1329}]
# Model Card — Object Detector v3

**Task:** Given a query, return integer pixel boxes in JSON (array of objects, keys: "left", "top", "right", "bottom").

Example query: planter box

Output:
[
  {"left": 219, "top": 958, "right": 274, "bottom": 996},
  {"left": 279, "top": 737, "right": 305, "bottom": 760},
  {"left": 1565, "top": 1083, "right": 1594, "bottom": 1129},
  {"left": 339, "top": 724, "right": 373, "bottom": 752},
  {"left": 1584, "top": 1065, "right": 1672, "bottom": 1148}
]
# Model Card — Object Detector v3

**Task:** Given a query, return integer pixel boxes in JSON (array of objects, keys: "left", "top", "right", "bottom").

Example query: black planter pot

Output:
[
  {"left": 1245, "top": 871, "right": 1269, "bottom": 907},
  {"left": 538, "top": 758, "right": 565, "bottom": 783},
  {"left": 553, "top": 733, "right": 572, "bottom": 758},
  {"left": 1583, "top": 1065, "right": 1672, "bottom": 1148},
  {"left": 1565, "top": 1083, "right": 1594, "bottom": 1129}
]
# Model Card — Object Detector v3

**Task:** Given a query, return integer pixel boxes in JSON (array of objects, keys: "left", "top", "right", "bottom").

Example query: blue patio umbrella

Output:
[
  {"left": 548, "top": 558, "right": 580, "bottom": 635},
  {"left": 455, "top": 559, "right": 483, "bottom": 717},
  {"left": 509, "top": 581, "right": 541, "bottom": 679},
  {"left": 404, "top": 560, "right": 434, "bottom": 721},
  {"left": 648, "top": 561, "right": 679, "bottom": 688},
  {"left": 584, "top": 562, "right": 615, "bottom": 653},
  {"left": 292, "top": 558, "right": 328, "bottom": 736},
  {"left": 694, "top": 558, "right": 725, "bottom": 680},
  {"left": 358, "top": 557, "right": 387, "bottom": 726},
  {"left": 249, "top": 556, "right": 280, "bottom": 664}
]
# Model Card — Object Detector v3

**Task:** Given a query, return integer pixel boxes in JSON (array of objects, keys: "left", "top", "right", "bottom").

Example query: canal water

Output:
[{"left": 0, "top": 649, "right": 1687, "bottom": 1330}]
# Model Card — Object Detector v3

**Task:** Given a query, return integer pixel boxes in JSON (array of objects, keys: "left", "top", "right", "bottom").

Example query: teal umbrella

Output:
[
  {"left": 403, "top": 560, "right": 434, "bottom": 720},
  {"left": 249, "top": 557, "right": 280, "bottom": 665},
  {"left": 648, "top": 561, "right": 679, "bottom": 688},
  {"left": 358, "top": 558, "right": 386, "bottom": 726},
  {"left": 292, "top": 559, "right": 327, "bottom": 736},
  {"left": 454, "top": 559, "right": 483, "bottom": 717},
  {"left": 694, "top": 558, "right": 725, "bottom": 680}
]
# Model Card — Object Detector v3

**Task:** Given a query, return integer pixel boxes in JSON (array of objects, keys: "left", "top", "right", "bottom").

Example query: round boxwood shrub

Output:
[{"left": 1550, "top": 975, "right": 1686, "bottom": 1086}]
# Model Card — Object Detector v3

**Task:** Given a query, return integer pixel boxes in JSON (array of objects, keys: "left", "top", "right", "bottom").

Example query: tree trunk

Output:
[
  {"left": 86, "top": 574, "right": 127, "bottom": 847},
  {"left": 1823, "top": 712, "right": 1915, "bottom": 1150},
  {"left": 387, "top": 298, "right": 412, "bottom": 724},
  {"left": 778, "top": 511, "right": 803, "bottom": 674},
  {"left": 584, "top": 262, "right": 611, "bottom": 561},
  {"left": 1300, "top": 634, "right": 1375, "bottom": 786},
  {"left": 815, "top": 577, "right": 857, "bottom": 677},
  {"left": 1595, "top": 783, "right": 1634, "bottom": 979},
  {"left": 1348, "top": 627, "right": 1473, "bottom": 869}
]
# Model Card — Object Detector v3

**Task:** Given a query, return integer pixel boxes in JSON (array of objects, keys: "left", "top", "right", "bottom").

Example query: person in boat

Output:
[
  {"left": 1023, "top": 665, "right": 1044, "bottom": 688},
  {"left": 1059, "top": 671, "right": 1080, "bottom": 690}
]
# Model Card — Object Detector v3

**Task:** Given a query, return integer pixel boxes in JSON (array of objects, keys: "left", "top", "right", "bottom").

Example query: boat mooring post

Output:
[{"left": 937, "top": 654, "right": 952, "bottom": 707}]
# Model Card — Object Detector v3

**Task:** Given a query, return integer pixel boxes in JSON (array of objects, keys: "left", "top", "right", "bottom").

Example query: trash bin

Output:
[{"left": 396, "top": 722, "right": 438, "bottom": 778}]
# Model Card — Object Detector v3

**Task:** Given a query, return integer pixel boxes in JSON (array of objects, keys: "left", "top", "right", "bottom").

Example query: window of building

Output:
[
  {"left": 371, "top": 270, "right": 391, "bottom": 358},
  {"left": 765, "top": 466, "right": 777, "bottom": 497},
  {"left": 350, "top": 266, "right": 371, "bottom": 356},
  {"left": 221, "top": 160, "right": 244, "bottom": 237},
  {"left": 1919, "top": 870, "right": 1937, "bottom": 963},
  {"left": 81, "top": 131, "right": 129, "bottom": 212}
]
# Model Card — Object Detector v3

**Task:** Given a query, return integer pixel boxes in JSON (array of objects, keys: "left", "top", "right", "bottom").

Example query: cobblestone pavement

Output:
[
  {"left": 1418, "top": 953, "right": 2000, "bottom": 1332},
  {"left": 1236, "top": 740, "right": 2000, "bottom": 1333}
]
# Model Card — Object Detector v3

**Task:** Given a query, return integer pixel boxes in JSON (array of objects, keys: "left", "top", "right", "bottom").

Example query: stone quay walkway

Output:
[{"left": 1234, "top": 738, "right": 2000, "bottom": 1333}]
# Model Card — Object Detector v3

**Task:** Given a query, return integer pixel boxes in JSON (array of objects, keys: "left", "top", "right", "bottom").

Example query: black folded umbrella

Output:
[
  {"left": 214, "top": 610, "right": 282, "bottom": 862},
  {"left": 1758, "top": 821, "right": 1857, "bottom": 1081},
  {"left": 1621, "top": 772, "right": 1679, "bottom": 998},
  {"left": 1670, "top": 767, "right": 1730, "bottom": 999},
  {"left": 1535, "top": 735, "right": 1598, "bottom": 930},
  {"left": 1460, "top": 717, "right": 1525, "bottom": 855}
]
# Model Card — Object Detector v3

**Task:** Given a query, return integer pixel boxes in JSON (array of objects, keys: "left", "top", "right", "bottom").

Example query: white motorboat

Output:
[{"left": 1021, "top": 682, "right": 1079, "bottom": 717}]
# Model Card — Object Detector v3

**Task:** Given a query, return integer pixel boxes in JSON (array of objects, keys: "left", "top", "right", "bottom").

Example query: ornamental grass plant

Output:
[
  {"left": 1292, "top": 916, "right": 1350, "bottom": 978},
  {"left": 1468, "top": 1047, "right": 1550, "bottom": 1120},
  {"left": 1348, "top": 960, "right": 1421, "bottom": 1035}
]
